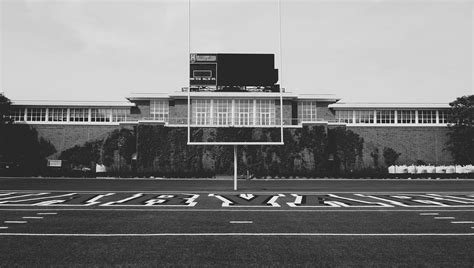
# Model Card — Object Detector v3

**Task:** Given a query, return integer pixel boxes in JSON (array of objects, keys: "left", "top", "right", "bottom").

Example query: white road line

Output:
[
  {"left": 4, "top": 221, "right": 27, "bottom": 224},
  {"left": 0, "top": 227, "right": 8, "bottom": 229},
  {"left": 434, "top": 217, "right": 455, "bottom": 219},
  {"left": 419, "top": 213, "right": 439, "bottom": 215},
  {"left": 0, "top": 232, "right": 473, "bottom": 237},
  {"left": 36, "top": 212, "right": 57, "bottom": 215},
  {"left": 451, "top": 221, "right": 474, "bottom": 224},
  {"left": 22, "top": 217, "right": 43, "bottom": 219},
  {"left": 230, "top": 221, "right": 253, "bottom": 224}
]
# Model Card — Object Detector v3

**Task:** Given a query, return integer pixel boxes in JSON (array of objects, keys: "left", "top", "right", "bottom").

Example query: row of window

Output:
[
  {"left": 192, "top": 99, "right": 277, "bottom": 126},
  {"left": 10, "top": 108, "right": 130, "bottom": 123},
  {"left": 335, "top": 110, "right": 449, "bottom": 124}
]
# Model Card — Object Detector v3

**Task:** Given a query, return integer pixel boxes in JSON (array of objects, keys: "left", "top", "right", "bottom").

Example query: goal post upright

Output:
[{"left": 187, "top": 1, "right": 284, "bottom": 190}]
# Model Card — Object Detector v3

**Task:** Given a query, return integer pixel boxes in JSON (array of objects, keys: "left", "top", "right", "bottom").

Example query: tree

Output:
[
  {"left": 446, "top": 95, "right": 474, "bottom": 164},
  {"left": 383, "top": 147, "right": 401, "bottom": 166},
  {"left": 0, "top": 93, "right": 13, "bottom": 125},
  {"left": 328, "top": 127, "right": 364, "bottom": 172}
]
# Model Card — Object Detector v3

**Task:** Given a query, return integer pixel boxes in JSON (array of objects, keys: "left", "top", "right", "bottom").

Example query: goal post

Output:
[{"left": 186, "top": 90, "right": 285, "bottom": 190}]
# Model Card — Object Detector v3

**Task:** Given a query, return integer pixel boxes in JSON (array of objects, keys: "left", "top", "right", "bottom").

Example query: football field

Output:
[{"left": 0, "top": 178, "right": 473, "bottom": 266}]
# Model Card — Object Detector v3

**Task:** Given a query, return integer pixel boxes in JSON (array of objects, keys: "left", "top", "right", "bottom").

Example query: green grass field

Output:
[{"left": 0, "top": 178, "right": 473, "bottom": 266}]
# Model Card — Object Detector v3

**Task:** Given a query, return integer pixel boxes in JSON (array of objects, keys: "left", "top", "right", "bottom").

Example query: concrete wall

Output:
[{"left": 348, "top": 126, "right": 453, "bottom": 167}]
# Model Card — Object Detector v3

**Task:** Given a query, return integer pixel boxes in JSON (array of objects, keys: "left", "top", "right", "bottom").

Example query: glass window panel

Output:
[
  {"left": 150, "top": 100, "right": 169, "bottom": 121},
  {"left": 397, "top": 110, "right": 416, "bottom": 124},
  {"left": 418, "top": 110, "right": 436, "bottom": 124},
  {"left": 354, "top": 110, "right": 374, "bottom": 124},
  {"left": 91, "top": 108, "right": 111, "bottom": 122},
  {"left": 438, "top": 110, "right": 449, "bottom": 124},
  {"left": 69, "top": 108, "right": 88, "bottom": 122},
  {"left": 235, "top": 99, "right": 253, "bottom": 126},
  {"left": 213, "top": 99, "right": 232, "bottom": 126},
  {"left": 335, "top": 110, "right": 353, "bottom": 123},
  {"left": 26, "top": 108, "right": 46, "bottom": 122},
  {"left": 299, "top": 101, "right": 317, "bottom": 122},
  {"left": 256, "top": 100, "right": 275, "bottom": 125},
  {"left": 192, "top": 99, "right": 211, "bottom": 125},
  {"left": 10, "top": 108, "right": 25, "bottom": 122},
  {"left": 48, "top": 108, "right": 68, "bottom": 122},
  {"left": 111, "top": 108, "right": 129, "bottom": 122},
  {"left": 376, "top": 110, "right": 395, "bottom": 124}
]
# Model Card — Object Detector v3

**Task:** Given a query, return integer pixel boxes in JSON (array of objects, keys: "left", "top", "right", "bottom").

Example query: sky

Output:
[{"left": 0, "top": 0, "right": 473, "bottom": 103}]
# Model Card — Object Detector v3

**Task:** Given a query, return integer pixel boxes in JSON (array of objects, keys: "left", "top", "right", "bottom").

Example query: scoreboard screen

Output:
[
  {"left": 190, "top": 54, "right": 217, "bottom": 86},
  {"left": 190, "top": 53, "right": 278, "bottom": 88}
]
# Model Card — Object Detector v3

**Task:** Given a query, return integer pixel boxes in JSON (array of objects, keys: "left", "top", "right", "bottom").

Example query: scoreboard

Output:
[
  {"left": 190, "top": 53, "right": 279, "bottom": 88},
  {"left": 189, "top": 54, "right": 218, "bottom": 86}
]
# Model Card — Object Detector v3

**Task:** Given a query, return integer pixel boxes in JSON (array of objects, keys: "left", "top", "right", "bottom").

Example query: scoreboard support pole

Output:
[{"left": 234, "top": 145, "right": 238, "bottom": 191}]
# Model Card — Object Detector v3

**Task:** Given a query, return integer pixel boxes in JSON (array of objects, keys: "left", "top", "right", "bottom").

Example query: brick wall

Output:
[
  {"left": 347, "top": 126, "right": 453, "bottom": 166},
  {"left": 171, "top": 99, "right": 188, "bottom": 124},
  {"left": 33, "top": 125, "right": 125, "bottom": 158},
  {"left": 317, "top": 102, "right": 336, "bottom": 121}
]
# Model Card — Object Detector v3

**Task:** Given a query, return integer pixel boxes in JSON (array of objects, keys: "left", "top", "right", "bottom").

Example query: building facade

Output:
[{"left": 10, "top": 89, "right": 454, "bottom": 167}]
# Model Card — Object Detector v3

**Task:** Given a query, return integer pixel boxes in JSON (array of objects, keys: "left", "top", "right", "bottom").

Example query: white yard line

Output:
[
  {"left": 451, "top": 221, "right": 474, "bottom": 224},
  {"left": 2, "top": 190, "right": 474, "bottom": 194},
  {"left": 22, "top": 217, "right": 43, "bottom": 219},
  {"left": 4, "top": 221, "right": 27, "bottom": 224},
  {"left": 0, "top": 208, "right": 474, "bottom": 212},
  {"left": 229, "top": 221, "right": 253, "bottom": 224},
  {"left": 419, "top": 213, "right": 439, "bottom": 215},
  {"left": 434, "top": 217, "right": 455, "bottom": 219},
  {"left": 0, "top": 227, "right": 8, "bottom": 229},
  {"left": 36, "top": 212, "right": 57, "bottom": 215},
  {"left": 0, "top": 232, "right": 473, "bottom": 237}
]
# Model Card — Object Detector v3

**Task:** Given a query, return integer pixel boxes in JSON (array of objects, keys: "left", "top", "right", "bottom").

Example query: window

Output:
[
  {"left": 256, "top": 100, "right": 275, "bottom": 125},
  {"left": 336, "top": 110, "right": 353, "bottom": 123},
  {"left": 354, "top": 110, "right": 374, "bottom": 124},
  {"left": 111, "top": 108, "right": 128, "bottom": 122},
  {"left": 376, "top": 110, "right": 395, "bottom": 124},
  {"left": 235, "top": 99, "right": 253, "bottom": 126},
  {"left": 438, "top": 110, "right": 449, "bottom": 124},
  {"left": 193, "top": 99, "right": 211, "bottom": 125},
  {"left": 10, "top": 108, "right": 25, "bottom": 122},
  {"left": 150, "top": 100, "right": 169, "bottom": 121},
  {"left": 418, "top": 110, "right": 436, "bottom": 124},
  {"left": 397, "top": 110, "right": 416, "bottom": 124},
  {"left": 298, "top": 101, "right": 317, "bottom": 122},
  {"left": 26, "top": 108, "right": 46, "bottom": 121},
  {"left": 48, "top": 108, "right": 68, "bottom": 122},
  {"left": 69, "top": 108, "right": 88, "bottom": 122},
  {"left": 213, "top": 99, "right": 232, "bottom": 126},
  {"left": 91, "top": 108, "right": 111, "bottom": 122}
]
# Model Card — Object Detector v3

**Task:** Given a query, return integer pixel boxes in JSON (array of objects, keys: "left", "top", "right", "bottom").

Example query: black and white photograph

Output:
[{"left": 0, "top": 0, "right": 473, "bottom": 266}]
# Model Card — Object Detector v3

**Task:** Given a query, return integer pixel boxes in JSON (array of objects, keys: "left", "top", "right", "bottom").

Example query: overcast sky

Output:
[{"left": 1, "top": 0, "right": 473, "bottom": 103}]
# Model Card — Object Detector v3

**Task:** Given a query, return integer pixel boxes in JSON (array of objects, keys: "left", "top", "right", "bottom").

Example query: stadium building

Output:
[
  {"left": 7, "top": 53, "right": 454, "bottom": 170},
  {"left": 9, "top": 92, "right": 452, "bottom": 166}
]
